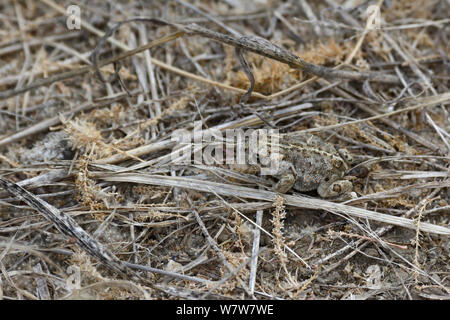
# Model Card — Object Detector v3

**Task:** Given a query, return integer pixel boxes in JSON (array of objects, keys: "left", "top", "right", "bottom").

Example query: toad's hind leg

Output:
[{"left": 317, "top": 178, "right": 353, "bottom": 198}]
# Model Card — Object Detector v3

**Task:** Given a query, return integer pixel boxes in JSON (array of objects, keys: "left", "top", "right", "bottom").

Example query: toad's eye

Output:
[{"left": 338, "top": 149, "right": 353, "bottom": 164}]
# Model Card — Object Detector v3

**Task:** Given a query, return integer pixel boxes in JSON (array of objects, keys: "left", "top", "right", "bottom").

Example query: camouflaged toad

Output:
[{"left": 272, "top": 134, "right": 354, "bottom": 198}]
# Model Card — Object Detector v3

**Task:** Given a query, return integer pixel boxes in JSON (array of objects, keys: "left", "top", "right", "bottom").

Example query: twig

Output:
[
  {"left": 0, "top": 92, "right": 133, "bottom": 148},
  {"left": 94, "top": 103, "right": 312, "bottom": 165},
  {"left": 0, "top": 177, "right": 131, "bottom": 277},
  {"left": 175, "top": 0, "right": 241, "bottom": 36},
  {"left": 93, "top": 18, "right": 401, "bottom": 87},
  {"left": 249, "top": 209, "right": 263, "bottom": 296},
  {"left": 297, "top": 0, "right": 322, "bottom": 36},
  {"left": 317, "top": 188, "right": 442, "bottom": 269},
  {"left": 124, "top": 262, "right": 214, "bottom": 285},
  {"left": 315, "top": 79, "right": 446, "bottom": 152},
  {"left": 290, "top": 92, "right": 450, "bottom": 135},
  {"left": 0, "top": 11, "right": 402, "bottom": 102},
  {"left": 97, "top": 174, "right": 450, "bottom": 236},
  {"left": 192, "top": 208, "right": 234, "bottom": 272},
  {"left": 13, "top": 2, "right": 32, "bottom": 130},
  {"left": 0, "top": 32, "right": 184, "bottom": 100},
  {"left": 200, "top": 258, "right": 252, "bottom": 299}
]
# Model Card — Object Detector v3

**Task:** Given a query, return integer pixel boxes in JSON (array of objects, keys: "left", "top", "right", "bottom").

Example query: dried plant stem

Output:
[
  {"left": 313, "top": 79, "right": 447, "bottom": 152},
  {"left": 249, "top": 209, "right": 263, "bottom": 296},
  {"left": 0, "top": 177, "right": 131, "bottom": 277},
  {"left": 180, "top": 22, "right": 400, "bottom": 83},
  {"left": 90, "top": 17, "right": 400, "bottom": 101},
  {"left": 0, "top": 32, "right": 184, "bottom": 100},
  {"left": 0, "top": 92, "right": 132, "bottom": 148},
  {"left": 97, "top": 174, "right": 450, "bottom": 236},
  {"left": 293, "top": 92, "right": 450, "bottom": 135},
  {"left": 2, "top": 2, "right": 400, "bottom": 102}
]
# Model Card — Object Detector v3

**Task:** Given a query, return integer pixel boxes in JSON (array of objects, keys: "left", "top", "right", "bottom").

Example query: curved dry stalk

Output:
[
  {"left": 96, "top": 173, "right": 450, "bottom": 236},
  {"left": 90, "top": 17, "right": 400, "bottom": 99},
  {"left": 0, "top": 177, "right": 131, "bottom": 277},
  {"left": 2, "top": 3, "right": 401, "bottom": 102}
]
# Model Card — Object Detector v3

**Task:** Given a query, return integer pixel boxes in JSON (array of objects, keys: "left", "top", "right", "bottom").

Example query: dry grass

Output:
[{"left": 0, "top": 0, "right": 449, "bottom": 300}]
